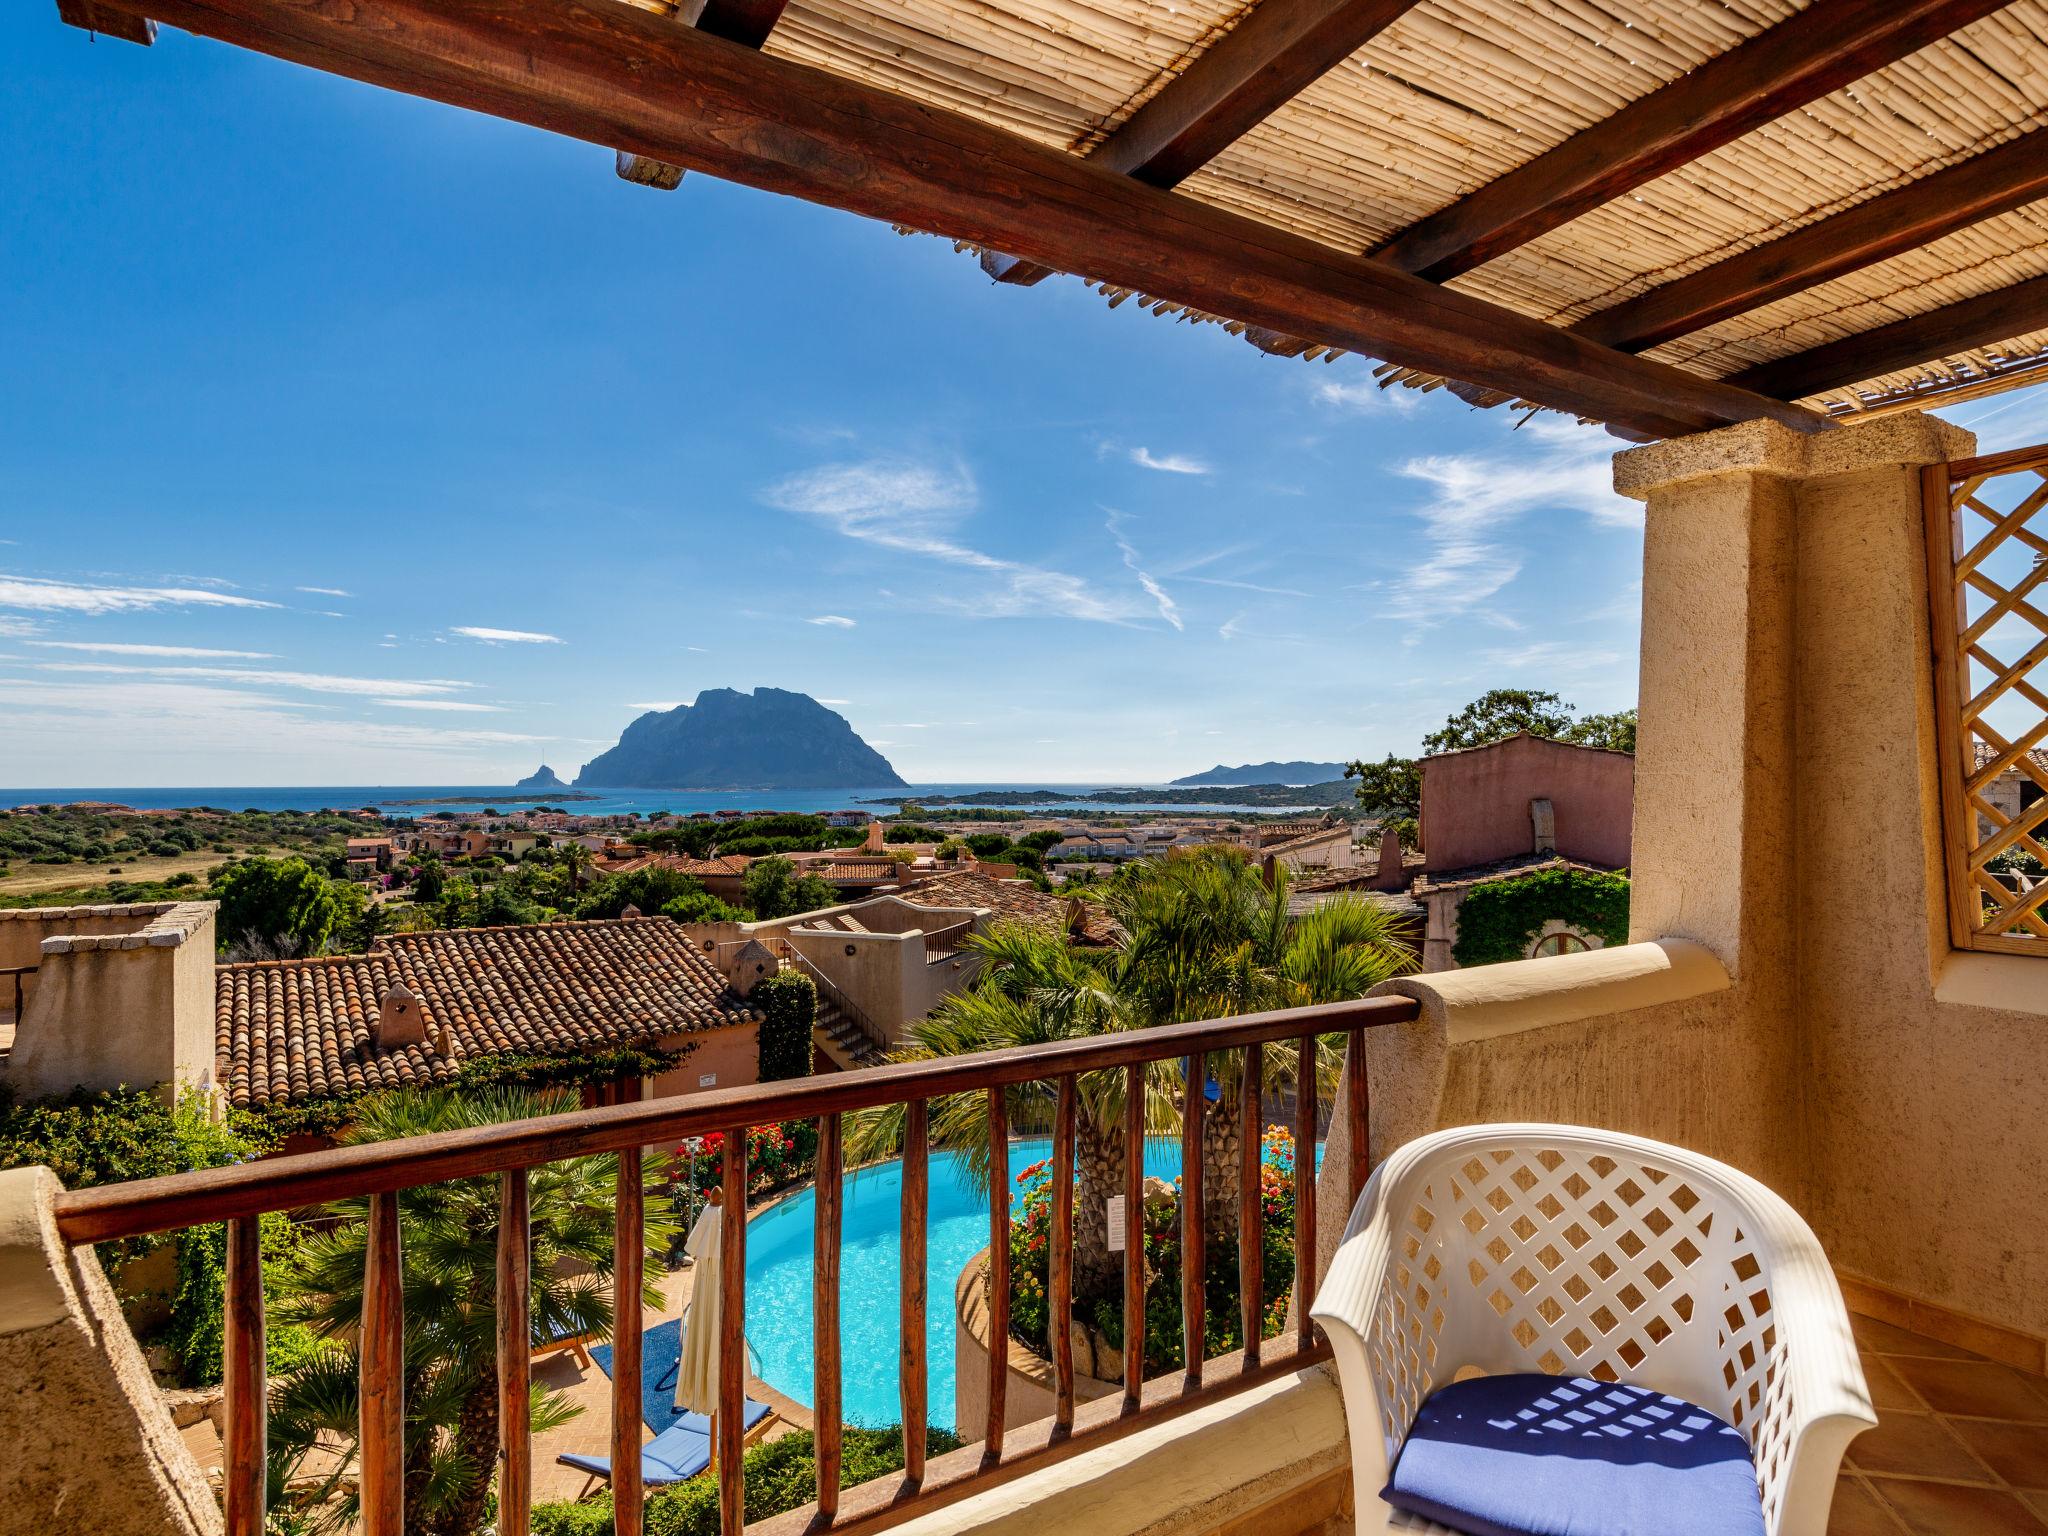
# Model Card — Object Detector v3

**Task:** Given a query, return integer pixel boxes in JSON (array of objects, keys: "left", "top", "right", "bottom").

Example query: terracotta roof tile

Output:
[
  {"left": 215, "top": 917, "right": 757, "bottom": 1108},
  {"left": 900, "top": 870, "right": 1122, "bottom": 946}
]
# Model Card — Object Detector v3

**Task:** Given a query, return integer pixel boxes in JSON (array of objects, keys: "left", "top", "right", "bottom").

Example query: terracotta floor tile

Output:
[
  {"left": 1832, "top": 1475, "right": 1910, "bottom": 1535},
  {"left": 1855, "top": 1317, "right": 1980, "bottom": 1361},
  {"left": 1890, "top": 1358, "right": 2048, "bottom": 1423},
  {"left": 1847, "top": 1412, "right": 1994, "bottom": 1483},
  {"left": 1950, "top": 1420, "right": 2048, "bottom": 1491},
  {"left": 1864, "top": 1356, "right": 1925, "bottom": 1411},
  {"left": 1868, "top": 1478, "right": 2048, "bottom": 1536}
]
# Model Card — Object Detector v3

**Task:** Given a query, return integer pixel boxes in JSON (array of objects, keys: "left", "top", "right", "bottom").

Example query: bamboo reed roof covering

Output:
[
  {"left": 58, "top": 0, "right": 2048, "bottom": 433},
  {"left": 756, "top": 0, "right": 2048, "bottom": 419}
]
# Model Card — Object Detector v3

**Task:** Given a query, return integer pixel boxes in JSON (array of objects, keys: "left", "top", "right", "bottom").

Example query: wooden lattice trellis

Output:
[{"left": 1924, "top": 444, "right": 2048, "bottom": 956}]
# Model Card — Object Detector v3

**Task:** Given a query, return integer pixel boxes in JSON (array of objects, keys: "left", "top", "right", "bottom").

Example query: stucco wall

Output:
[
  {"left": 648, "top": 1019, "right": 761, "bottom": 1101},
  {"left": 4, "top": 904, "right": 218, "bottom": 1101},
  {"left": 1418, "top": 734, "right": 1633, "bottom": 873},
  {"left": 0, "top": 1167, "right": 221, "bottom": 1536}
]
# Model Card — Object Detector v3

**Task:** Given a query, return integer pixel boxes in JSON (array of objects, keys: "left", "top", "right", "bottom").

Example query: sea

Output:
[{"left": 0, "top": 785, "right": 1325, "bottom": 820}]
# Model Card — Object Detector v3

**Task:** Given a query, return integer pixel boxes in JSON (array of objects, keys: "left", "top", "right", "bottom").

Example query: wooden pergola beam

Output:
[
  {"left": 1373, "top": 0, "right": 2013, "bottom": 283},
  {"left": 1729, "top": 273, "right": 2048, "bottom": 404},
  {"left": 59, "top": 0, "right": 1827, "bottom": 441},
  {"left": 1576, "top": 129, "right": 2048, "bottom": 353},
  {"left": 57, "top": 0, "right": 154, "bottom": 43},
  {"left": 616, "top": 0, "right": 791, "bottom": 189},
  {"left": 990, "top": 0, "right": 1419, "bottom": 286}
]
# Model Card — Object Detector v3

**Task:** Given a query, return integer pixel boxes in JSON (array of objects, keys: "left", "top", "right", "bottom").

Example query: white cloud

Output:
[
  {"left": 296, "top": 585, "right": 352, "bottom": 597},
  {"left": 1313, "top": 377, "right": 1417, "bottom": 415},
  {"left": 0, "top": 677, "right": 541, "bottom": 783},
  {"left": 451, "top": 626, "right": 565, "bottom": 644},
  {"left": 1129, "top": 447, "right": 1211, "bottom": 475},
  {"left": 807, "top": 614, "right": 857, "bottom": 628},
  {"left": 29, "top": 640, "right": 277, "bottom": 659},
  {"left": 1219, "top": 612, "right": 1244, "bottom": 642},
  {"left": 376, "top": 699, "right": 509, "bottom": 712},
  {"left": 1480, "top": 640, "right": 1624, "bottom": 674},
  {"left": 629, "top": 701, "right": 685, "bottom": 711},
  {"left": 1106, "top": 511, "right": 1183, "bottom": 631},
  {"left": 0, "top": 616, "right": 40, "bottom": 638},
  {"left": 1384, "top": 418, "right": 1635, "bottom": 627},
  {"left": 0, "top": 574, "right": 280, "bottom": 614},
  {"left": 817, "top": 698, "right": 851, "bottom": 706},
  {"left": 33, "top": 661, "right": 474, "bottom": 698},
  {"left": 761, "top": 458, "right": 1154, "bottom": 625}
]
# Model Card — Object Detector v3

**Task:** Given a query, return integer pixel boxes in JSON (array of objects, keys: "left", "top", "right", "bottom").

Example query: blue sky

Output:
[{"left": 6, "top": 11, "right": 2047, "bottom": 787}]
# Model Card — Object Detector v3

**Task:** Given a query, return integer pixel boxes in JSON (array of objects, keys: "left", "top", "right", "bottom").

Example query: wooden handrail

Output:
[
  {"left": 57, "top": 992, "right": 1415, "bottom": 1536},
  {"left": 52, "top": 995, "right": 1418, "bottom": 1245}
]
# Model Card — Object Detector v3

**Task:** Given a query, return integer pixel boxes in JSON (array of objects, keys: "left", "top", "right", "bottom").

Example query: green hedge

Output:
[
  {"left": 531, "top": 1425, "right": 962, "bottom": 1536},
  {"left": 754, "top": 971, "right": 816, "bottom": 1083},
  {"left": 1450, "top": 866, "right": 1631, "bottom": 967}
]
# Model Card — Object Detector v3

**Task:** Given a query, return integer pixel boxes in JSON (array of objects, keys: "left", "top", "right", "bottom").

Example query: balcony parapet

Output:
[{"left": 1368, "top": 937, "right": 1729, "bottom": 1044}]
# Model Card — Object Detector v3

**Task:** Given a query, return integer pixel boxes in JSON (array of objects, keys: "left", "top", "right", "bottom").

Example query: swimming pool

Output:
[{"left": 743, "top": 1136, "right": 1189, "bottom": 1430}]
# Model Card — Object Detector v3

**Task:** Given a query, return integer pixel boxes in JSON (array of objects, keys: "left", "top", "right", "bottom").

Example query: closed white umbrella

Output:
[{"left": 674, "top": 1189, "right": 724, "bottom": 1420}]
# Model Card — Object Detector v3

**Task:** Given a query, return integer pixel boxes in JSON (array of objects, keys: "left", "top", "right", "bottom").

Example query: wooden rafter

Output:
[
  {"left": 56, "top": 0, "right": 1826, "bottom": 442},
  {"left": 1575, "top": 128, "right": 2048, "bottom": 354},
  {"left": 56, "top": 0, "right": 153, "bottom": 42},
  {"left": 990, "top": 0, "right": 1420, "bottom": 286},
  {"left": 1372, "top": 0, "right": 2013, "bottom": 283},
  {"left": 617, "top": 0, "right": 792, "bottom": 189},
  {"left": 1729, "top": 272, "right": 2048, "bottom": 403}
]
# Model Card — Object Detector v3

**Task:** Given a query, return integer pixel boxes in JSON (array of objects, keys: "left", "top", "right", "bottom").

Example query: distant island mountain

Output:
[
  {"left": 878, "top": 780, "right": 1356, "bottom": 810},
  {"left": 514, "top": 764, "right": 568, "bottom": 790},
  {"left": 1170, "top": 760, "right": 1349, "bottom": 786},
  {"left": 576, "top": 688, "right": 908, "bottom": 790}
]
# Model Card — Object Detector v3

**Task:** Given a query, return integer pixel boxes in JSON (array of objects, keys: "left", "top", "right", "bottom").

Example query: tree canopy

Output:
[{"left": 210, "top": 856, "right": 348, "bottom": 957}]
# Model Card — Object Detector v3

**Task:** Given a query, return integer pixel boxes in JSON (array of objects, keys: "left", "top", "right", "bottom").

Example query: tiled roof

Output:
[
  {"left": 1973, "top": 742, "right": 2048, "bottom": 775},
  {"left": 899, "top": 870, "right": 1123, "bottom": 946},
  {"left": 1410, "top": 855, "right": 1623, "bottom": 898},
  {"left": 215, "top": 917, "right": 757, "bottom": 1108}
]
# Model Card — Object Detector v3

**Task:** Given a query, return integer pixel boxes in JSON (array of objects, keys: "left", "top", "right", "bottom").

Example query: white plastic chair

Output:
[{"left": 1312, "top": 1124, "right": 1874, "bottom": 1536}]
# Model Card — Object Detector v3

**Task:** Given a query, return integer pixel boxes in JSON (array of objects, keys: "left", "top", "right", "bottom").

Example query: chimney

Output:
[
  {"left": 376, "top": 983, "right": 426, "bottom": 1047},
  {"left": 1530, "top": 798, "right": 1557, "bottom": 856},
  {"left": 1369, "top": 826, "right": 1407, "bottom": 891},
  {"left": 864, "top": 820, "right": 887, "bottom": 854},
  {"left": 621, "top": 904, "right": 643, "bottom": 919}
]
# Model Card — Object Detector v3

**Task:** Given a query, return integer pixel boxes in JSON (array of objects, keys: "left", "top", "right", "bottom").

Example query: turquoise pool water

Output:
[{"left": 742, "top": 1135, "right": 1188, "bottom": 1431}]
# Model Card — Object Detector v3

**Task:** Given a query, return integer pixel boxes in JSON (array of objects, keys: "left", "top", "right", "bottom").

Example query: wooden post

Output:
[
  {"left": 814, "top": 1113, "right": 843, "bottom": 1519},
  {"left": 984, "top": 1086, "right": 1010, "bottom": 1459},
  {"left": 719, "top": 1132, "right": 748, "bottom": 1536},
  {"left": 900, "top": 1099, "right": 928, "bottom": 1486},
  {"left": 1239, "top": 1045, "right": 1263, "bottom": 1372},
  {"left": 1123, "top": 1061, "right": 1145, "bottom": 1411},
  {"left": 1346, "top": 1026, "right": 1371, "bottom": 1205},
  {"left": 222, "top": 1215, "right": 266, "bottom": 1536},
  {"left": 1294, "top": 1035, "right": 1317, "bottom": 1352},
  {"left": 497, "top": 1169, "right": 532, "bottom": 1536},
  {"left": 612, "top": 1147, "right": 645, "bottom": 1536},
  {"left": 360, "top": 1192, "right": 405, "bottom": 1536},
  {"left": 1050, "top": 1075, "right": 1076, "bottom": 1433},
  {"left": 1180, "top": 1052, "right": 1205, "bottom": 1390}
]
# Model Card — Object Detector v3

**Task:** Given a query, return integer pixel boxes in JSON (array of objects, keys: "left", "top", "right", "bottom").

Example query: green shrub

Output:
[
  {"left": 531, "top": 1425, "right": 962, "bottom": 1536},
  {"left": 1449, "top": 866, "right": 1630, "bottom": 967},
  {"left": 754, "top": 972, "right": 816, "bottom": 1083}
]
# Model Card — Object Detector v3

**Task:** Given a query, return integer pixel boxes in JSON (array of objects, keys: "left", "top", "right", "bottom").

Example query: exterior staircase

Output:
[{"left": 807, "top": 984, "right": 888, "bottom": 1070}]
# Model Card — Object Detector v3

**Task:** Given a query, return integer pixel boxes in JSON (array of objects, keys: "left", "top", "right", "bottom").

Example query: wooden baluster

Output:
[
  {"left": 360, "top": 1192, "right": 405, "bottom": 1536},
  {"left": 497, "top": 1169, "right": 531, "bottom": 1536},
  {"left": 222, "top": 1215, "right": 266, "bottom": 1536},
  {"left": 1239, "top": 1044, "right": 1263, "bottom": 1373},
  {"left": 1346, "top": 1026, "right": 1371, "bottom": 1206},
  {"left": 985, "top": 1086, "right": 1010, "bottom": 1460},
  {"left": 1180, "top": 1052, "right": 1205, "bottom": 1391},
  {"left": 900, "top": 1099, "right": 928, "bottom": 1487},
  {"left": 1122, "top": 1060, "right": 1144, "bottom": 1411},
  {"left": 1050, "top": 1074, "right": 1076, "bottom": 1435},
  {"left": 719, "top": 1130, "right": 748, "bottom": 1536},
  {"left": 612, "top": 1148, "right": 645, "bottom": 1536},
  {"left": 1294, "top": 1035, "right": 1317, "bottom": 1353},
  {"left": 814, "top": 1113, "right": 844, "bottom": 1520}
]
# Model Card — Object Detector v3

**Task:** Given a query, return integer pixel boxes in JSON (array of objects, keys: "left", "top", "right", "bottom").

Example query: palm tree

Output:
[
  {"left": 267, "top": 1087, "right": 675, "bottom": 1536},
  {"left": 849, "top": 845, "right": 1414, "bottom": 1303},
  {"left": 559, "top": 840, "right": 595, "bottom": 897}
]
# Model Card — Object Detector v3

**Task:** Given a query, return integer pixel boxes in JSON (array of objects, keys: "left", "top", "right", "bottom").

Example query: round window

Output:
[{"left": 1530, "top": 930, "right": 1591, "bottom": 958}]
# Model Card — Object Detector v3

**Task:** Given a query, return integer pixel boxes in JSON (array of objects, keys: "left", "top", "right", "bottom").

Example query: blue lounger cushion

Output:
[
  {"left": 557, "top": 1422, "right": 711, "bottom": 1486},
  {"left": 1382, "top": 1374, "right": 1767, "bottom": 1536},
  {"left": 554, "top": 1400, "right": 772, "bottom": 1487}
]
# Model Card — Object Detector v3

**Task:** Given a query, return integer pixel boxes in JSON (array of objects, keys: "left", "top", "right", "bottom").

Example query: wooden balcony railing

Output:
[{"left": 49, "top": 994, "right": 1419, "bottom": 1536}]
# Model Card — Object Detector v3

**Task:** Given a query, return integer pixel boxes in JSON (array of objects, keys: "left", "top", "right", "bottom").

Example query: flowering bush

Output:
[
  {"left": 671, "top": 1119, "right": 820, "bottom": 1201},
  {"left": 1007, "top": 1129, "right": 1301, "bottom": 1375}
]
